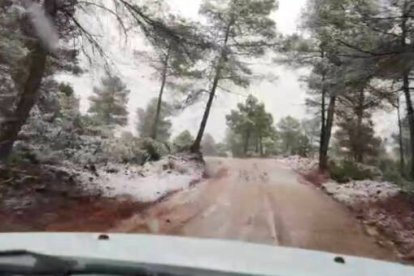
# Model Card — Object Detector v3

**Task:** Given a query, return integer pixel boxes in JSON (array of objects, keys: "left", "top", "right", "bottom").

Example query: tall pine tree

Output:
[
  {"left": 88, "top": 74, "right": 130, "bottom": 127},
  {"left": 191, "top": 0, "right": 278, "bottom": 152},
  {"left": 226, "top": 95, "right": 276, "bottom": 156}
]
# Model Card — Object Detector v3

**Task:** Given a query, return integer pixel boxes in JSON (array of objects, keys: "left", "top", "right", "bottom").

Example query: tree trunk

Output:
[
  {"left": 0, "top": 47, "right": 48, "bottom": 162},
  {"left": 355, "top": 89, "right": 365, "bottom": 163},
  {"left": 255, "top": 133, "right": 259, "bottom": 153},
  {"left": 402, "top": 73, "right": 414, "bottom": 178},
  {"left": 319, "top": 95, "right": 336, "bottom": 171},
  {"left": 318, "top": 50, "right": 327, "bottom": 170},
  {"left": 397, "top": 94, "right": 406, "bottom": 174},
  {"left": 0, "top": 0, "right": 57, "bottom": 163},
  {"left": 318, "top": 86, "right": 327, "bottom": 170},
  {"left": 318, "top": 101, "right": 326, "bottom": 166},
  {"left": 191, "top": 19, "right": 233, "bottom": 153},
  {"left": 400, "top": 8, "right": 414, "bottom": 177},
  {"left": 243, "top": 129, "right": 251, "bottom": 155},
  {"left": 259, "top": 134, "right": 264, "bottom": 156},
  {"left": 151, "top": 50, "right": 170, "bottom": 140},
  {"left": 190, "top": 65, "right": 222, "bottom": 153}
]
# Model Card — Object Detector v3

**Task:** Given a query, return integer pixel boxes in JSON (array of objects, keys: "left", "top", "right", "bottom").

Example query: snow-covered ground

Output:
[
  {"left": 278, "top": 155, "right": 401, "bottom": 205},
  {"left": 323, "top": 180, "right": 414, "bottom": 258},
  {"left": 78, "top": 155, "right": 204, "bottom": 203},
  {"left": 277, "top": 155, "right": 318, "bottom": 173},
  {"left": 278, "top": 156, "right": 401, "bottom": 206},
  {"left": 322, "top": 180, "right": 401, "bottom": 206}
]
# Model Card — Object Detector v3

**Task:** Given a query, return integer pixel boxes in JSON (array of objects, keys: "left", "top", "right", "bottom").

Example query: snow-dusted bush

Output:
[
  {"left": 80, "top": 154, "right": 204, "bottom": 202},
  {"left": 12, "top": 81, "right": 138, "bottom": 166},
  {"left": 8, "top": 78, "right": 172, "bottom": 167},
  {"left": 329, "top": 160, "right": 382, "bottom": 183},
  {"left": 15, "top": 89, "right": 91, "bottom": 164},
  {"left": 323, "top": 180, "right": 401, "bottom": 206},
  {"left": 140, "top": 138, "right": 171, "bottom": 161},
  {"left": 68, "top": 135, "right": 107, "bottom": 165},
  {"left": 102, "top": 134, "right": 146, "bottom": 164},
  {"left": 17, "top": 119, "right": 172, "bottom": 166}
]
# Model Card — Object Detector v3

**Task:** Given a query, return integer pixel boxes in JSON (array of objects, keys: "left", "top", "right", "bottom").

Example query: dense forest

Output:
[{"left": 0, "top": 0, "right": 413, "bottom": 188}]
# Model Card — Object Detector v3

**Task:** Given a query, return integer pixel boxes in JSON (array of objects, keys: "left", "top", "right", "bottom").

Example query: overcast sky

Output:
[{"left": 58, "top": 0, "right": 396, "bottom": 142}]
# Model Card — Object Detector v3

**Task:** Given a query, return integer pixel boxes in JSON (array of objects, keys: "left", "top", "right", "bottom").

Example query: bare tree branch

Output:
[{"left": 78, "top": 0, "right": 129, "bottom": 41}]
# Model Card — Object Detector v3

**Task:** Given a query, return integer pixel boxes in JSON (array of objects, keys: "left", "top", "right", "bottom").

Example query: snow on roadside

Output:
[
  {"left": 78, "top": 155, "right": 204, "bottom": 203},
  {"left": 277, "top": 155, "right": 402, "bottom": 205},
  {"left": 277, "top": 154, "right": 414, "bottom": 258},
  {"left": 277, "top": 155, "right": 401, "bottom": 205},
  {"left": 322, "top": 179, "right": 414, "bottom": 259},
  {"left": 322, "top": 180, "right": 401, "bottom": 206},
  {"left": 277, "top": 155, "right": 318, "bottom": 173}
]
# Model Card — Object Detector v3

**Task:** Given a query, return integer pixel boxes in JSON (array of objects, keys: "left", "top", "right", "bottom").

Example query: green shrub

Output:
[
  {"left": 102, "top": 136, "right": 144, "bottom": 165},
  {"left": 376, "top": 158, "right": 414, "bottom": 188},
  {"left": 377, "top": 158, "right": 401, "bottom": 182},
  {"left": 172, "top": 130, "right": 194, "bottom": 153},
  {"left": 329, "top": 160, "right": 380, "bottom": 183},
  {"left": 383, "top": 169, "right": 404, "bottom": 184},
  {"left": 140, "top": 138, "right": 170, "bottom": 162},
  {"left": 8, "top": 143, "right": 40, "bottom": 165},
  {"left": 104, "top": 137, "right": 171, "bottom": 165}
]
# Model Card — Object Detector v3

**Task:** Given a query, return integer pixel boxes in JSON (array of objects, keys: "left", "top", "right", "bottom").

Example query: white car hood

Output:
[{"left": 0, "top": 233, "right": 412, "bottom": 275}]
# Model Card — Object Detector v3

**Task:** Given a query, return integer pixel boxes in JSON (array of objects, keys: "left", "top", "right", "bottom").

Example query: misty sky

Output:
[{"left": 58, "top": 0, "right": 396, "bottom": 142}]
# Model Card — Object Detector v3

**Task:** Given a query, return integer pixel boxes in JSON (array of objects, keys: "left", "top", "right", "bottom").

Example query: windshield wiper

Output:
[
  {"left": 0, "top": 250, "right": 76, "bottom": 275},
  {"left": 0, "top": 250, "right": 254, "bottom": 276},
  {"left": 0, "top": 250, "right": 161, "bottom": 275}
]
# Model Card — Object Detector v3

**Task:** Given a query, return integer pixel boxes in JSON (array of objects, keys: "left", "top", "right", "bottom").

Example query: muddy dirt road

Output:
[{"left": 114, "top": 158, "right": 396, "bottom": 261}]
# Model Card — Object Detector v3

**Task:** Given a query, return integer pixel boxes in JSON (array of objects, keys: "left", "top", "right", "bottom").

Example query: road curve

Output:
[{"left": 113, "top": 158, "right": 396, "bottom": 261}]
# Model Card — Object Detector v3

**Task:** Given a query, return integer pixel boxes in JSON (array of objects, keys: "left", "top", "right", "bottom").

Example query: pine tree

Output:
[
  {"left": 301, "top": 0, "right": 414, "bottom": 175},
  {"left": 172, "top": 130, "right": 194, "bottom": 152},
  {"left": 224, "top": 129, "right": 244, "bottom": 157},
  {"left": 278, "top": 32, "right": 339, "bottom": 168},
  {"left": 226, "top": 96, "right": 258, "bottom": 155},
  {"left": 226, "top": 95, "right": 276, "bottom": 156},
  {"left": 201, "top": 133, "right": 218, "bottom": 156},
  {"left": 334, "top": 88, "right": 386, "bottom": 163},
  {"left": 18, "top": 81, "right": 86, "bottom": 163},
  {"left": 335, "top": 118, "right": 381, "bottom": 163},
  {"left": 392, "top": 115, "right": 411, "bottom": 175},
  {"left": 137, "top": 98, "right": 172, "bottom": 143},
  {"left": 278, "top": 0, "right": 388, "bottom": 169},
  {"left": 88, "top": 74, "right": 130, "bottom": 127},
  {"left": 58, "top": 83, "right": 81, "bottom": 121},
  {"left": 135, "top": 13, "right": 204, "bottom": 141},
  {"left": 191, "top": 0, "right": 277, "bottom": 152},
  {"left": 0, "top": 0, "right": 63, "bottom": 161},
  {"left": 277, "top": 116, "right": 301, "bottom": 155},
  {"left": 301, "top": 118, "right": 320, "bottom": 156}
]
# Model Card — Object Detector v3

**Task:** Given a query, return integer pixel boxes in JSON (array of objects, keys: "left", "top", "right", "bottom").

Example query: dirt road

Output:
[{"left": 114, "top": 158, "right": 396, "bottom": 261}]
